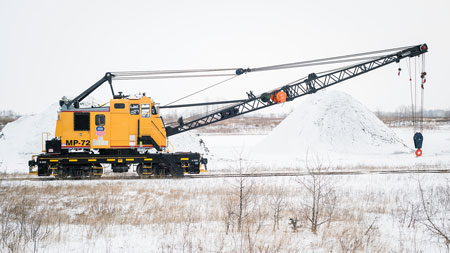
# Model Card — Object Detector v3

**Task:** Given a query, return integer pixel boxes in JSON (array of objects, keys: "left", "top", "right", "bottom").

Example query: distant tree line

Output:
[
  {"left": 0, "top": 110, "right": 21, "bottom": 131},
  {"left": 375, "top": 106, "right": 450, "bottom": 118},
  {"left": 0, "top": 110, "right": 20, "bottom": 117},
  {"left": 375, "top": 106, "right": 450, "bottom": 127}
]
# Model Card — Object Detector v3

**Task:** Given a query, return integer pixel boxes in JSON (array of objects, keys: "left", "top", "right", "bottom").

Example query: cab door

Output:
[
  {"left": 91, "top": 113, "right": 110, "bottom": 148},
  {"left": 138, "top": 103, "right": 166, "bottom": 149},
  {"left": 138, "top": 103, "right": 152, "bottom": 145},
  {"left": 129, "top": 103, "right": 140, "bottom": 147}
]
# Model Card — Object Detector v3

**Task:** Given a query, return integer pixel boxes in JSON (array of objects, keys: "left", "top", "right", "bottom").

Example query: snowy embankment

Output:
[{"left": 0, "top": 104, "right": 58, "bottom": 173}]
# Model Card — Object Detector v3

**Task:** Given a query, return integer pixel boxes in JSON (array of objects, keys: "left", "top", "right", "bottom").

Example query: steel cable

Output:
[
  {"left": 407, "top": 58, "right": 415, "bottom": 131},
  {"left": 113, "top": 73, "right": 235, "bottom": 80},
  {"left": 111, "top": 68, "right": 237, "bottom": 76},
  {"left": 420, "top": 55, "right": 426, "bottom": 132},
  {"left": 111, "top": 45, "right": 412, "bottom": 80},
  {"left": 110, "top": 45, "right": 413, "bottom": 109},
  {"left": 163, "top": 75, "right": 239, "bottom": 107},
  {"left": 248, "top": 45, "right": 412, "bottom": 72}
]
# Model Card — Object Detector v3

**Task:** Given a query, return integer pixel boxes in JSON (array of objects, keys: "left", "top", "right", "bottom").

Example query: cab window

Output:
[
  {"left": 151, "top": 106, "right": 157, "bottom": 115},
  {"left": 95, "top": 114, "right": 105, "bottom": 126},
  {"left": 141, "top": 104, "right": 150, "bottom": 118},
  {"left": 74, "top": 112, "right": 90, "bottom": 131},
  {"left": 114, "top": 103, "right": 125, "bottom": 109},
  {"left": 130, "top": 104, "right": 139, "bottom": 115}
]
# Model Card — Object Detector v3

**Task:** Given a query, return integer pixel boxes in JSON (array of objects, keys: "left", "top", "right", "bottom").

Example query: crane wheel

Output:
[
  {"left": 136, "top": 164, "right": 143, "bottom": 177},
  {"left": 90, "top": 164, "right": 103, "bottom": 178}
]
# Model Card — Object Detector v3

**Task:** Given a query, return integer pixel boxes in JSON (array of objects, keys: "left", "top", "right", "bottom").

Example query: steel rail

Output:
[{"left": 2, "top": 168, "right": 448, "bottom": 182}]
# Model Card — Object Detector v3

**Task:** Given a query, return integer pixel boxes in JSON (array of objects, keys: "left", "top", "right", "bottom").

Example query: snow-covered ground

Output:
[
  {"left": 200, "top": 125, "right": 450, "bottom": 173},
  {"left": 1, "top": 172, "right": 449, "bottom": 252}
]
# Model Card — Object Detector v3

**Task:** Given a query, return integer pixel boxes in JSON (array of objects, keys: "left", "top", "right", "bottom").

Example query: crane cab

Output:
[{"left": 54, "top": 96, "right": 167, "bottom": 153}]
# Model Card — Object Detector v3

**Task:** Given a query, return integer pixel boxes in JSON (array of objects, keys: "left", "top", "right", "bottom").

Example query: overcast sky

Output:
[{"left": 1, "top": 0, "right": 449, "bottom": 115}]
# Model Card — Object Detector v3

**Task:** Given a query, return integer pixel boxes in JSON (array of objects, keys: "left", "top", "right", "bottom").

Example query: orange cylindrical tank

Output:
[{"left": 270, "top": 91, "right": 287, "bottom": 103}]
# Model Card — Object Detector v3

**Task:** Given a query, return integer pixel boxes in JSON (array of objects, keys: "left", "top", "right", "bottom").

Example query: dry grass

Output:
[
  {"left": 0, "top": 174, "right": 448, "bottom": 252},
  {"left": 192, "top": 116, "right": 284, "bottom": 134}
]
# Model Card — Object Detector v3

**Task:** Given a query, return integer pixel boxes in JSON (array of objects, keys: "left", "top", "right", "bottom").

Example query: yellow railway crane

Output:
[{"left": 28, "top": 44, "right": 428, "bottom": 178}]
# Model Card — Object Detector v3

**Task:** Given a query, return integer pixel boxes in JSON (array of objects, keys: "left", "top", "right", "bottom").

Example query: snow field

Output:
[
  {"left": 1, "top": 173, "right": 449, "bottom": 252},
  {"left": 200, "top": 125, "right": 450, "bottom": 173}
]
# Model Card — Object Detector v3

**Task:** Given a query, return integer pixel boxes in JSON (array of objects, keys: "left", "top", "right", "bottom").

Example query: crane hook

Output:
[
  {"left": 415, "top": 149, "right": 422, "bottom": 157},
  {"left": 413, "top": 132, "right": 423, "bottom": 157}
]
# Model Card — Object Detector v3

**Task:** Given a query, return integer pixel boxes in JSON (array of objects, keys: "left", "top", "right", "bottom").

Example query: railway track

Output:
[
  {"left": 187, "top": 169, "right": 450, "bottom": 178},
  {"left": 1, "top": 169, "right": 449, "bottom": 182}
]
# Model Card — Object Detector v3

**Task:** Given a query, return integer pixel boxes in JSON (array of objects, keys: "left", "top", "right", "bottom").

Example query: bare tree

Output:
[
  {"left": 398, "top": 200, "right": 420, "bottom": 229},
  {"left": 267, "top": 186, "right": 287, "bottom": 231},
  {"left": 235, "top": 156, "right": 255, "bottom": 232},
  {"left": 27, "top": 211, "right": 51, "bottom": 253},
  {"left": 223, "top": 194, "right": 235, "bottom": 235},
  {"left": 296, "top": 158, "right": 337, "bottom": 234},
  {"left": 338, "top": 216, "right": 380, "bottom": 252},
  {"left": 221, "top": 154, "right": 255, "bottom": 234},
  {"left": 418, "top": 180, "right": 450, "bottom": 245}
]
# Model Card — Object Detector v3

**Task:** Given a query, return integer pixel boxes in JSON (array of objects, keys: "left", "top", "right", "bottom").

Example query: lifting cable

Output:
[
  {"left": 415, "top": 58, "right": 418, "bottom": 131},
  {"left": 420, "top": 54, "right": 426, "bottom": 132},
  {"left": 405, "top": 55, "right": 426, "bottom": 157},
  {"left": 407, "top": 58, "right": 415, "bottom": 131}
]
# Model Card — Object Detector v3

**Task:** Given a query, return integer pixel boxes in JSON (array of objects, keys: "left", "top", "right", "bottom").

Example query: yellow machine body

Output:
[{"left": 55, "top": 96, "right": 167, "bottom": 150}]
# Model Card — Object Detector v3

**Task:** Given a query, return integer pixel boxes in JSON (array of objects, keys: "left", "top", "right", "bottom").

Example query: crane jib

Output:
[{"left": 166, "top": 44, "right": 428, "bottom": 136}]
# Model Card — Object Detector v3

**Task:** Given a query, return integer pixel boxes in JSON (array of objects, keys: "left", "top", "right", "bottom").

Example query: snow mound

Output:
[
  {"left": 0, "top": 99, "right": 207, "bottom": 173},
  {"left": 256, "top": 90, "right": 411, "bottom": 156},
  {"left": 0, "top": 103, "right": 59, "bottom": 173}
]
